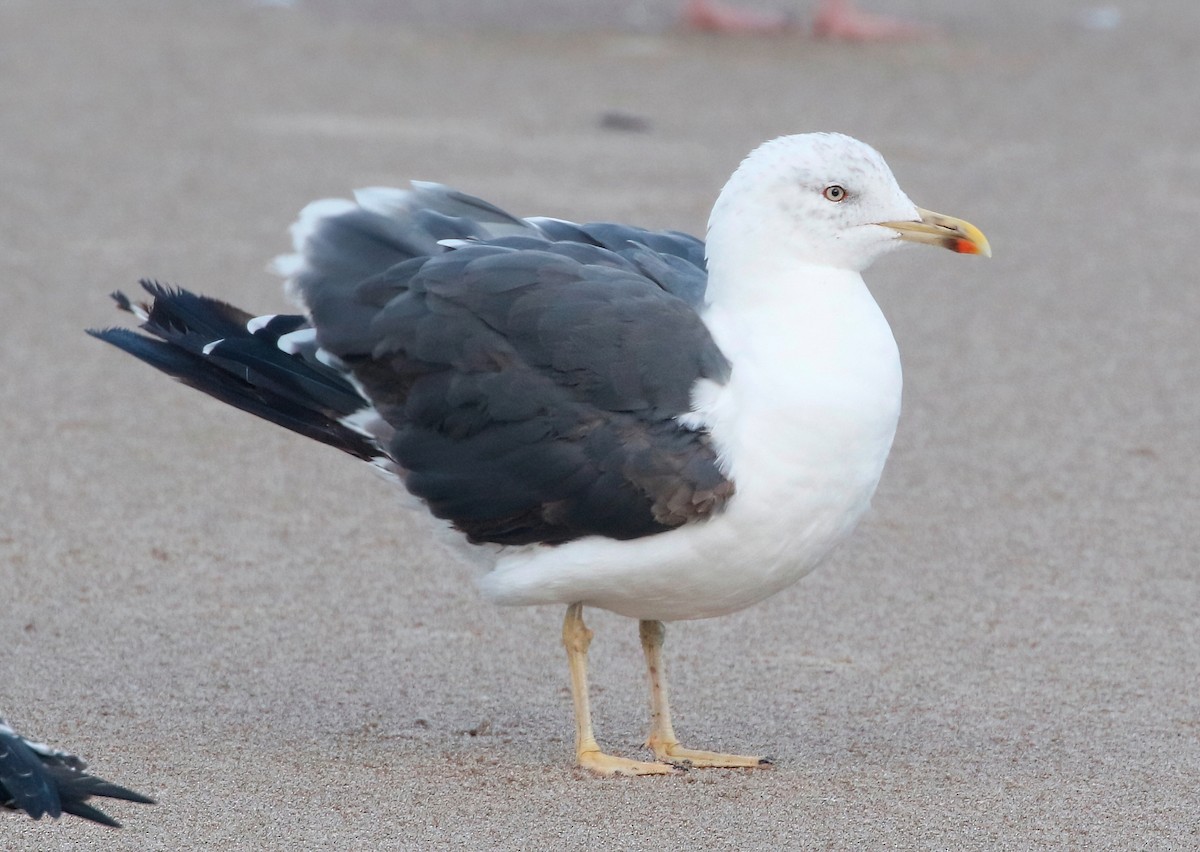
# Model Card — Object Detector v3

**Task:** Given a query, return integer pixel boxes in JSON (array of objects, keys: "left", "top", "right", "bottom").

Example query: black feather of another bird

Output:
[{"left": 0, "top": 719, "right": 154, "bottom": 828}]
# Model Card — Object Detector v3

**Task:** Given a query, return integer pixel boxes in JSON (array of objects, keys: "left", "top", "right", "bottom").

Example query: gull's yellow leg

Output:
[
  {"left": 639, "top": 619, "right": 772, "bottom": 768},
  {"left": 562, "top": 604, "right": 678, "bottom": 776}
]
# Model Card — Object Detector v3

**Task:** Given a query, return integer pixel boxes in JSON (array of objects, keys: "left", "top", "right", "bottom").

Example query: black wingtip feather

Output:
[
  {"left": 89, "top": 285, "right": 380, "bottom": 462},
  {"left": 89, "top": 327, "right": 377, "bottom": 461},
  {"left": 60, "top": 801, "right": 123, "bottom": 828},
  {"left": 57, "top": 771, "right": 157, "bottom": 806},
  {"left": 51, "top": 771, "right": 156, "bottom": 828},
  {"left": 1, "top": 722, "right": 154, "bottom": 828}
]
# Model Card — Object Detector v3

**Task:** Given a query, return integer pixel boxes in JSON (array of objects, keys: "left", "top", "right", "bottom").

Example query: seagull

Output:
[
  {"left": 91, "top": 132, "right": 988, "bottom": 776},
  {"left": 0, "top": 716, "right": 154, "bottom": 827}
]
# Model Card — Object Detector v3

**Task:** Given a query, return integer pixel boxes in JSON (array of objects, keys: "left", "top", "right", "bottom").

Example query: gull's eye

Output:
[{"left": 822, "top": 184, "right": 848, "bottom": 202}]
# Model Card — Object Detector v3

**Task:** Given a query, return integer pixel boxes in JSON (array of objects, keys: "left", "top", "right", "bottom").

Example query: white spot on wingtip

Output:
[
  {"left": 339, "top": 405, "right": 388, "bottom": 439},
  {"left": 277, "top": 327, "right": 316, "bottom": 354},
  {"left": 315, "top": 347, "right": 346, "bottom": 370},
  {"left": 247, "top": 314, "right": 277, "bottom": 334},
  {"left": 202, "top": 338, "right": 225, "bottom": 356}
]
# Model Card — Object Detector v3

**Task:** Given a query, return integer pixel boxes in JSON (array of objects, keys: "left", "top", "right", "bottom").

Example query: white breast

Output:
[{"left": 479, "top": 266, "right": 902, "bottom": 622}]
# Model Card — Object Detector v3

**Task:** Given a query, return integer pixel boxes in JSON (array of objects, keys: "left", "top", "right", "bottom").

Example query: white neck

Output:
[{"left": 696, "top": 259, "right": 903, "bottom": 522}]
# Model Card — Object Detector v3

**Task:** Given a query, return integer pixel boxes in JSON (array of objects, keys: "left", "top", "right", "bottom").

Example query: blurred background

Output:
[{"left": 2, "top": 1, "right": 1197, "bottom": 848}]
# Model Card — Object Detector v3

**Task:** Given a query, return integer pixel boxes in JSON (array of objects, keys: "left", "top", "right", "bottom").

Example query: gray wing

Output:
[{"left": 284, "top": 185, "right": 731, "bottom": 546}]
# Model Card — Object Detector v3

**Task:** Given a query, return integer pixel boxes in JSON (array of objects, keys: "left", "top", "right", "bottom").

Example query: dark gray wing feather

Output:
[{"left": 292, "top": 187, "right": 731, "bottom": 545}]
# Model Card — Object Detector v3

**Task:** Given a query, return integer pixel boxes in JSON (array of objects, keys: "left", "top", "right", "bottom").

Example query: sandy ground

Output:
[{"left": 2, "top": 0, "right": 1198, "bottom": 848}]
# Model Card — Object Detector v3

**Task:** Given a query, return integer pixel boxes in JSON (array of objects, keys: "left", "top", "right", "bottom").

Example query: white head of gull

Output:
[{"left": 93, "top": 131, "right": 989, "bottom": 777}]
